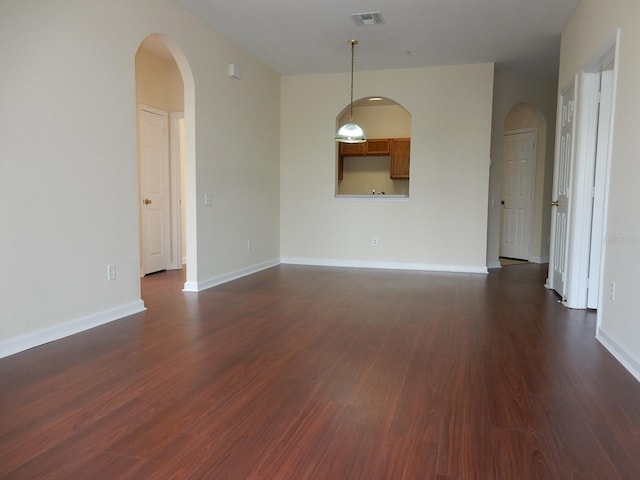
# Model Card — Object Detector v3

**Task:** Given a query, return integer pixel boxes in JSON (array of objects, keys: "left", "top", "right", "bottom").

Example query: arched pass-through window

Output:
[{"left": 336, "top": 97, "right": 412, "bottom": 197}]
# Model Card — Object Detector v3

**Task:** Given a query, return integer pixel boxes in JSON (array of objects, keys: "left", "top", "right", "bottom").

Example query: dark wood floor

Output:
[{"left": 2, "top": 264, "right": 640, "bottom": 479}]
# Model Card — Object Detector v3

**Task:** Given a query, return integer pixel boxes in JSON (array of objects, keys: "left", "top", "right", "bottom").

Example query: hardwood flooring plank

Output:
[
  {"left": 390, "top": 349, "right": 452, "bottom": 442},
  {"left": 528, "top": 392, "right": 621, "bottom": 480},
  {"left": 2, "top": 265, "right": 640, "bottom": 479},
  {"left": 120, "top": 433, "right": 217, "bottom": 480},
  {"left": 491, "top": 428, "right": 561, "bottom": 480},
  {"left": 436, "top": 355, "right": 497, "bottom": 480},
  {"left": 484, "top": 332, "right": 537, "bottom": 432},
  {"left": 64, "top": 451, "right": 144, "bottom": 480},
  {"left": 373, "top": 437, "right": 439, "bottom": 480},
  {"left": 1, "top": 397, "right": 167, "bottom": 478}
]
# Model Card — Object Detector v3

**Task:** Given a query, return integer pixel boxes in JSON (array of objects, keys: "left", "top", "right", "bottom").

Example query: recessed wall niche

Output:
[{"left": 336, "top": 98, "right": 411, "bottom": 197}]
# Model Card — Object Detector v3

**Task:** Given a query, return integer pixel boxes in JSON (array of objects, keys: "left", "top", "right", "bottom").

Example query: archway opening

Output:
[
  {"left": 335, "top": 97, "right": 412, "bottom": 196},
  {"left": 135, "top": 33, "right": 197, "bottom": 290}
]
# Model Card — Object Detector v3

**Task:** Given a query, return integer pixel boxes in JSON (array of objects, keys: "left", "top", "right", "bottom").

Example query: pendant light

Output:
[{"left": 335, "top": 40, "right": 366, "bottom": 143}]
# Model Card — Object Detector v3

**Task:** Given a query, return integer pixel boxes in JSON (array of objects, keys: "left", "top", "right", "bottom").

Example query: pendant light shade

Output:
[
  {"left": 335, "top": 122, "right": 366, "bottom": 143},
  {"left": 335, "top": 40, "right": 366, "bottom": 143}
]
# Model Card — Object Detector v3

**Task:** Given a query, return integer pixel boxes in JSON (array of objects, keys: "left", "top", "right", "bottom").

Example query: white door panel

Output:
[
  {"left": 548, "top": 83, "right": 575, "bottom": 299},
  {"left": 500, "top": 131, "right": 535, "bottom": 260},
  {"left": 139, "top": 106, "right": 170, "bottom": 275}
]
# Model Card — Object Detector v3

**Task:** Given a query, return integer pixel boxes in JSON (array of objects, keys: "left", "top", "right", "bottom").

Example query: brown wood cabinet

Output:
[
  {"left": 390, "top": 138, "right": 410, "bottom": 179},
  {"left": 338, "top": 138, "right": 409, "bottom": 180},
  {"left": 339, "top": 139, "right": 390, "bottom": 157},
  {"left": 365, "top": 139, "right": 390, "bottom": 155},
  {"left": 339, "top": 142, "right": 366, "bottom": 156}
]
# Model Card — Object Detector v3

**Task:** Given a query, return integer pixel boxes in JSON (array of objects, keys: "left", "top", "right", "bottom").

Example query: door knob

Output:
[
  {"left": 551, "top": 200, "right": 559, "bottom": 207},
  {"left": 143, "top": 198, "right": 152, "bottom": 205}
]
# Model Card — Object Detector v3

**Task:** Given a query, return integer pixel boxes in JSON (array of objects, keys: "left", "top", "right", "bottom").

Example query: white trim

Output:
[
  {"left": 183, "top": 258, "right": 280, "bottom": 292},
  {"left": 169, "top": 112, "right": 184, "bottom": 271},
  {"left": 0, "top": 301, "right": 146, "bottom": 359},
  {"left": 565, "top": 73, "right": 599, "bottom": 309},
  {"left": 529, "top": 256, "right": 549, "bottom": 264},
  {"left": 583, "top": 31, "right": 618, "bottom": 73},
  {"left": 565, "top": 32, "right": 619, "bottom": 310},
  {"left": 487, "top": 260, "right": 502, "bottom": 269},
  {"left": 587, "top": 69, "right": 613, "bottom": 309},
  {"left": 596, "top": 29, "right": 620, "bottom": 328},
  {"left": 597, "top": 327, "right": 640, "bottom": 383},
  {"left": 281, "top": 257, "right": 488, "bottom": 274}
]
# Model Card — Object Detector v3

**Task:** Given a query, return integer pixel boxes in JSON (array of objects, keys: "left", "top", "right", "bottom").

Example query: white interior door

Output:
[
  {"left": 139, "top": 105, "right": 170, "bottom": 275},
  {"left": 548, "top": 83, "right": 576, "bottom": 299},
  {"left": 500, "top": 130, "right": 536, "bottom": 260},
  {"left": 587, "top": 69, "right": 614, "bottom": 309}
]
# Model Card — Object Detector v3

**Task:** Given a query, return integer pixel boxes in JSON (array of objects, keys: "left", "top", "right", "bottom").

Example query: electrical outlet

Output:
[
  {"left": 204, "top": 193, "right": 213, "bottom": 206},
  {"left": 247, "top": 240, "right": 252, "bottom": 250},
  {"left": 371, "top": 236, "right": 378, "bottom": 247},
  {"left": 107, "top": 264, "right": 116, "bottom": 281},
  {"left": 609, "top": 282, "right": 616, "bottom": 301}
]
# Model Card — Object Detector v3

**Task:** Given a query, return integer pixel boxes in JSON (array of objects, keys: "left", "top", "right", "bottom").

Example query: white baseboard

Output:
[
  {"left": 280, "top": 257, "right": 488, "bottom": 274},
  {"left": 529, "top": 256, "right": 550, "bottom": 264},
  {"left": 487, "top": 260, "right": 502, "bottom": 269},
  {"left": 0, "top": 300, "right": 146, "bottom": 359},
  {"left": 183, "top": 258, "right": 280, "bottom": 292},
  {"left": 596, "top": 327, "right": 640, "bottom": 383}
]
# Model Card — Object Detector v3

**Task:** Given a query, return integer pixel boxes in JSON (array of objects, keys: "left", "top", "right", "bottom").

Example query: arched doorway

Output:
[
  {"left": 135, "top": 33, "right": 197, "bottom": 289},
  {"left": 499, "top": 102, "right": 551, "bottom": 265}
]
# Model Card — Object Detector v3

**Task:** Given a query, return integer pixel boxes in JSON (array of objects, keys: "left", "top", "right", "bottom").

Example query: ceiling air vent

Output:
[{"left": 351, "top": 12, "right": 384, "bottom": 26}]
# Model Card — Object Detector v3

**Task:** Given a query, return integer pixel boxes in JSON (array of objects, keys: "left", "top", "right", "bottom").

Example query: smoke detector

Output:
[{"left": 351, "top": 12, "right": 385, "bottom": 26}]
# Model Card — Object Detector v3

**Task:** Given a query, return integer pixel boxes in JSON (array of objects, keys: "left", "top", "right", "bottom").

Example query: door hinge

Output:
[{"left": 596, "top": 91, "right": 602, "bottom": 104}]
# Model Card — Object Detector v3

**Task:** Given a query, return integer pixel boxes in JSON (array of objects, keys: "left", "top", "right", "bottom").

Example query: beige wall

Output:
[
  {"left": 559, "top": 0, "right": 640, "bottom": 374},
  {"left": 338, "top": 156, "right": 409, "bottom": 196},
  {"left": 135, "top": 46, "right": 184, "bottom": 112},
  {"left": 488, "top": 72, "right": 557, "bottom": 268},
  {"left": 281, "top": 63, "right": 494, "bottom": 271},
  {"left": 0, "top": 0, "right": 280, "bottom": 353},
  {"left": 339, "top": 104, "right": 411, "bottom": 138},
  {"left": 504, "top": 104, "right": 539, "bottom": 131}
]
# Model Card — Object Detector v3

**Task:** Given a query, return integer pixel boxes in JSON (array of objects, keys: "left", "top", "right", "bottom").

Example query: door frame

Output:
[
  {"left": 587, "top": 69, "right": 614, "bottom": 310},
  {"left": 500, "top": 128, "right": 537, "bottom": 261},
  {"left": 556, "top": 31, "right": 619, "bottom": 310},
  {"left": 169, "top": 112, "right": 184, "bottom": 270}
]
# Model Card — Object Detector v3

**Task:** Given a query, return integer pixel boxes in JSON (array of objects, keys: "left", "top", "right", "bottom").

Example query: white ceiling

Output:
[{"left": 175, "top": 0, "right": 580, "bottom": 79}]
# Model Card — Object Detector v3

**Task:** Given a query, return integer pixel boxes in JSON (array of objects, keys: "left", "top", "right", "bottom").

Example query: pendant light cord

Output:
[{"left": 349, "top": 40, "right": 357, "bottom": 122}]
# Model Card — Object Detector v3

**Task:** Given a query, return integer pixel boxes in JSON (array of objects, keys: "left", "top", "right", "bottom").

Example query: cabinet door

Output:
[
  {"left": 339, "top": 142, "right": 366, "bottom": 155},
  {"left": 390, "top": 138, "right": 410, "bottom": 179},
  {"left": 366, "top": 139, "right": 390, "bottom": 155}
]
